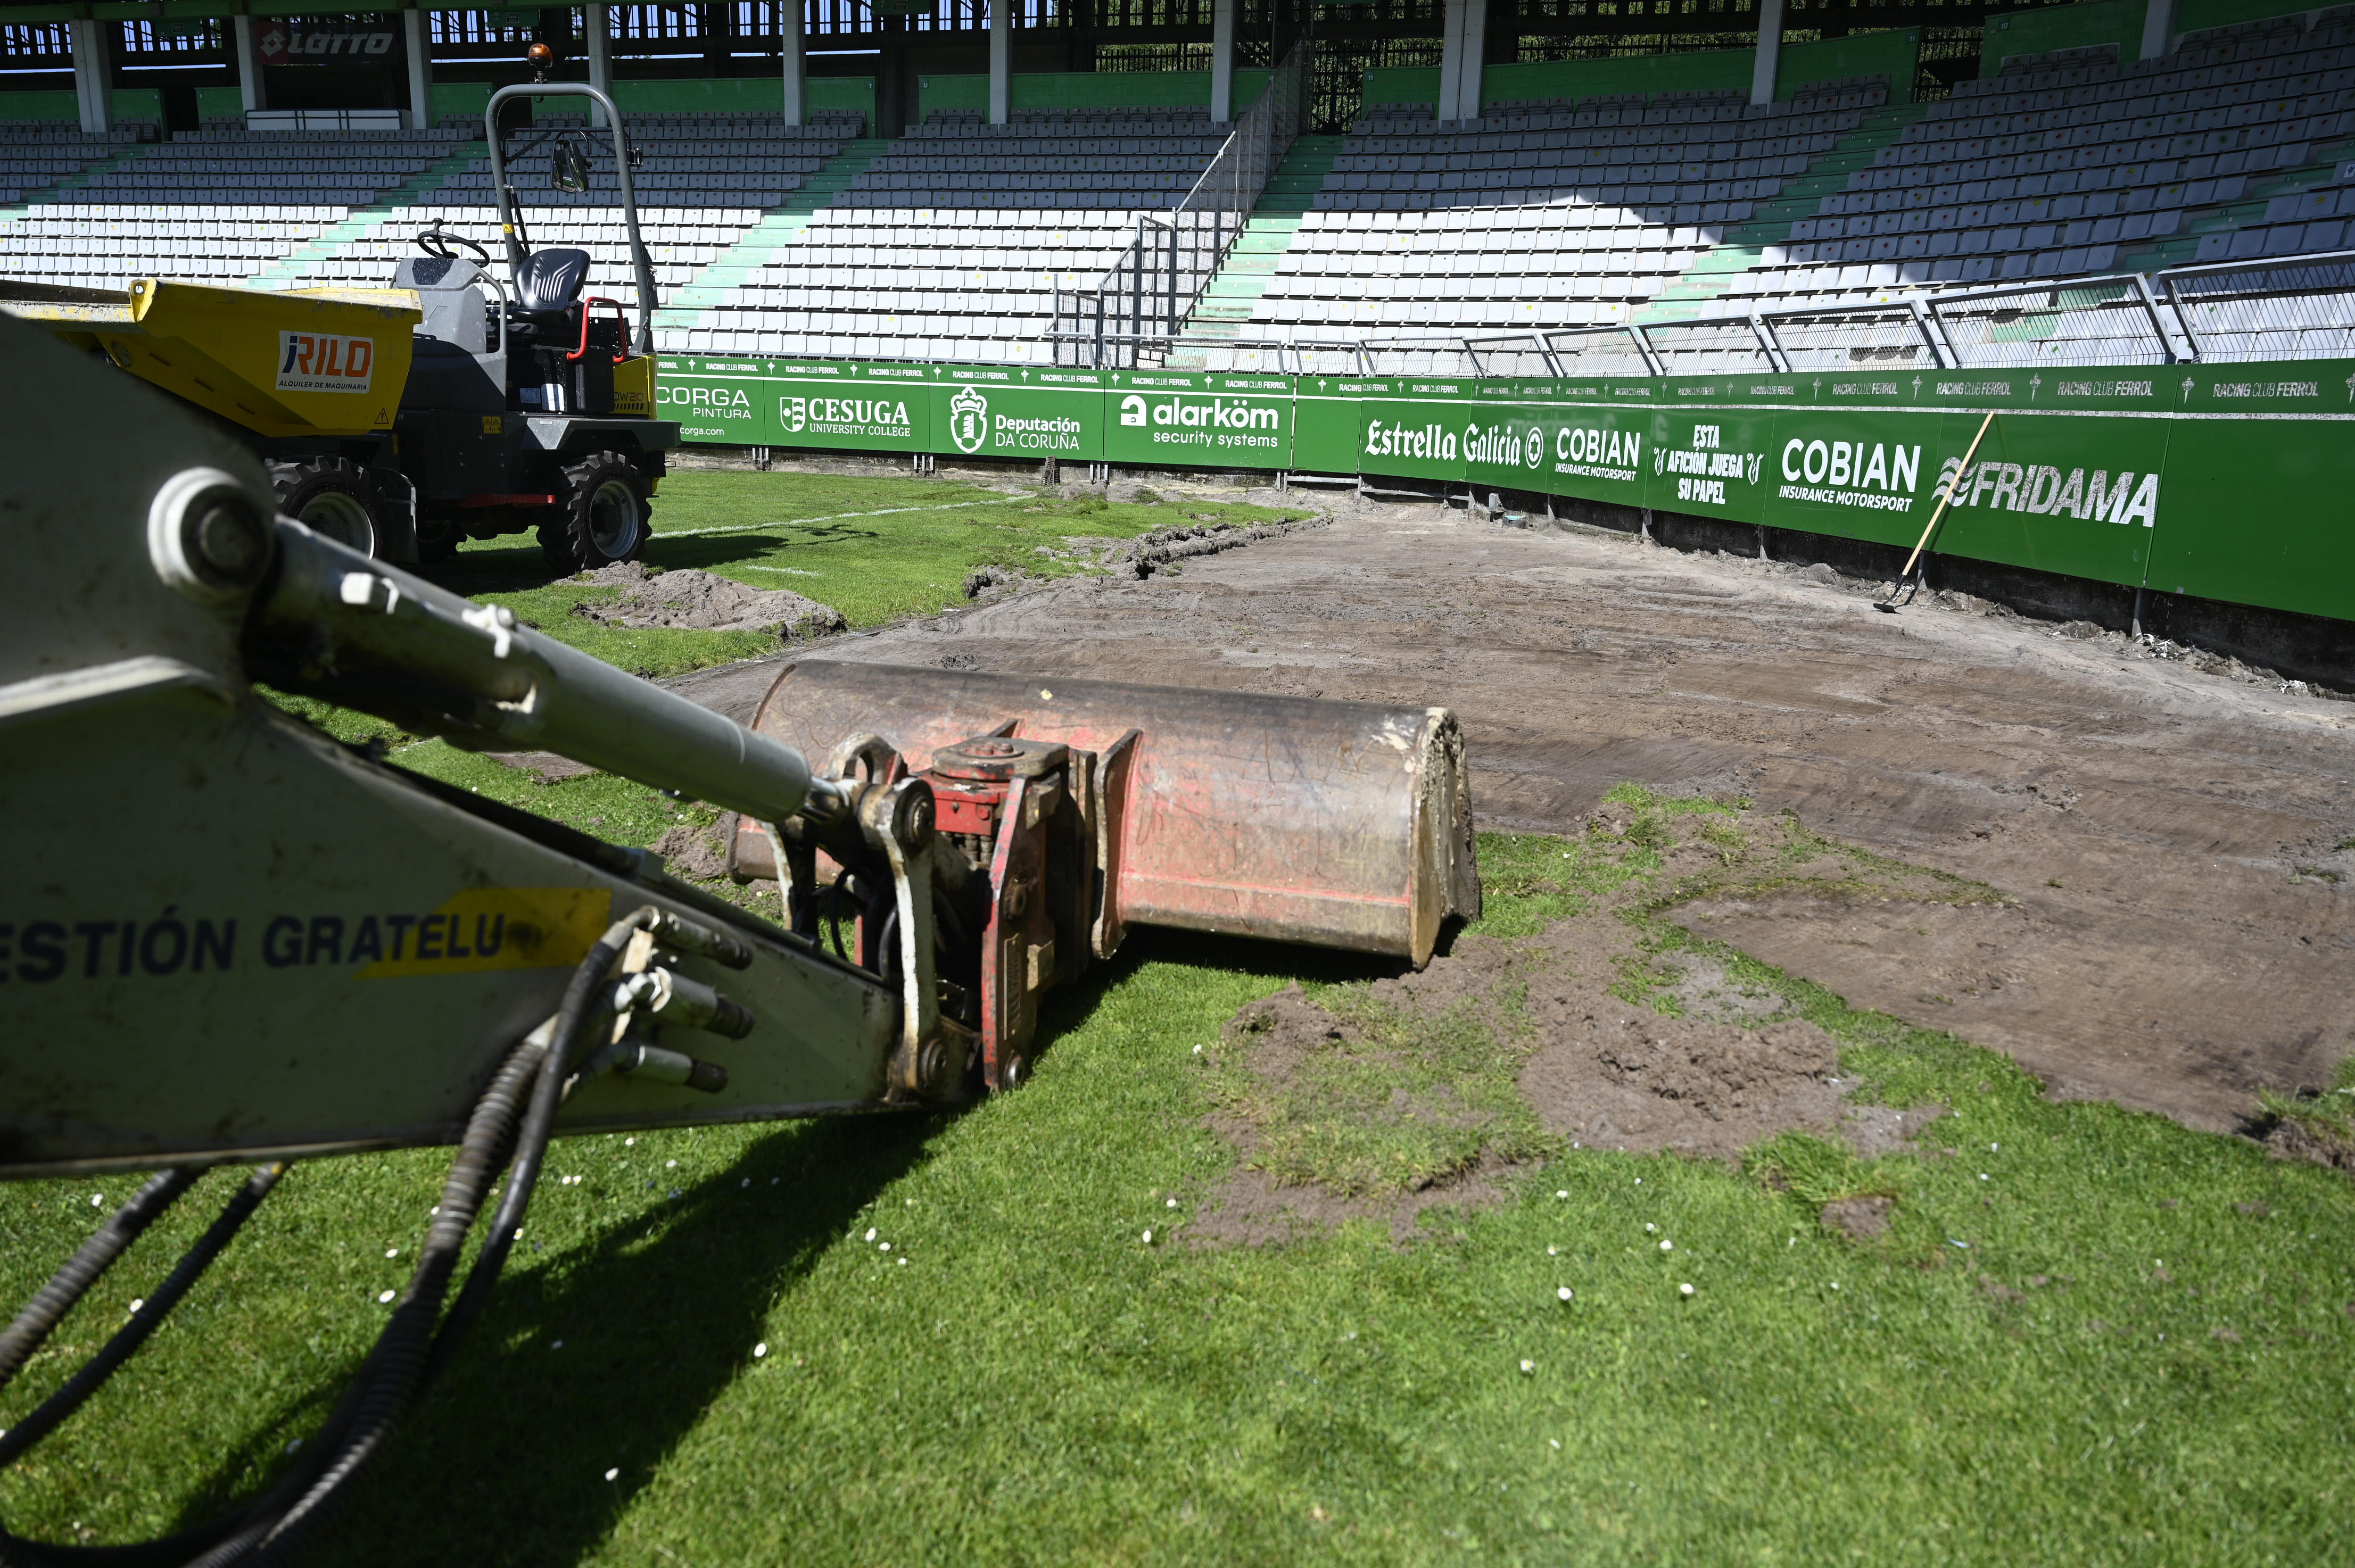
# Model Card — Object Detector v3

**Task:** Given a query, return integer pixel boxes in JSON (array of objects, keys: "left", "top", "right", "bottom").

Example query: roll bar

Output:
[{"left": 485, "top": 81, "right": 659, "bottom": 356}]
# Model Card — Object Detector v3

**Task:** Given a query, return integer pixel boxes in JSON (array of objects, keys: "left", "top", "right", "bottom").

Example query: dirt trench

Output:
[{"left": 670, "top": 491, "right": 2355, "bottom": 1133}]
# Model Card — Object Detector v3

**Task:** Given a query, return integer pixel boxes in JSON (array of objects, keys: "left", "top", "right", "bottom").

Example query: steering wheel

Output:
[{"left": 416, "top": 225, "right": 491, "bottom": 265}]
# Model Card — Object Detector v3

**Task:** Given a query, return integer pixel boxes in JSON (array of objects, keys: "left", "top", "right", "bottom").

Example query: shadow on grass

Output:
[
  {"left": 156, "top": 927, "right": 1387, "bottom": 1565},
  {"left": 147, "top": 1114, "right": 936, "bottom": 1567}
]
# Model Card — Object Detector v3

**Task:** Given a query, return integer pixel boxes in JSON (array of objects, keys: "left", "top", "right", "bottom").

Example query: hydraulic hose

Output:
[
  {"left": 0, "top": 1165, "right": 286, "bottom": 1470},
  {"left": 0, "top": 908, "right": 652, "bottom": 1567},
  {"left": 0, "top": 1169, "right": 202, "bottom": 1396},
  {"left": 235, "top": 910, "right": 648, "bottom": 1564}
]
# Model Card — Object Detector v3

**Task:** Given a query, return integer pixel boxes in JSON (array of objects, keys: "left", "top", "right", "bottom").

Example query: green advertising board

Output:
[
  {"left": 655, "top": 355, "right": 776, "bottom": 445},
  {"left": 1103, "top": 368, "right": 1295, "bottom": 469},
  {"left": 664, "top": 353, "right": 2355, "bottom": 625},
  {"left": 933, "top": 365, "right": 1105, "bottom": 464},
  {"left": 772, "top": 361, "right": 935, "bottom": 454}
]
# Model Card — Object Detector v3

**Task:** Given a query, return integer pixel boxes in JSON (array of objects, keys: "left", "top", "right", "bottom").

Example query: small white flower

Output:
[
  {"left": 1192, "top": 1044, "right": 1203, "bottom": 1055},
  {"left": 604, "top": 1467, "right": 619, "bottom": 1482},
  {"left": 864, "top": 1227, "right": 877, "bottom": 1242},
  {"left": 1645, "top": 1223, "right": 1656, "bottom": 1233},
  {"left": 1557, "top": 1287, "right": 1574, "bottom": 1302},
  {"left": 385, "top": 1248, "right": 398, "bottom": 1258},
  {"left": 1142, "top": 1229, "right": 1154, "bottom": 1244},
  {"left": 1166, "top": 1198, "right": 1179, "bottom": 1208},
  {"left": 879, "top": 1242, "right": 891, "bottom": 1252},
  {"left": 1990, "top": 1143, "right": 1999, "bottom": 1152},
  {"left": 1555, "top": 1190, "right": 1568, "bottom": 1199},
  {"left": 667, "top": 1159, "right": 678, "bottom": 1169},
  {"left": 1659, "top": 1239, "right": 1673, "bottom": 1252},
  {"left": 1547, "top": 1246, "right": 1557, "bottom": 1256},
  {"left": 1679, "top": 1283, "right": 1695, "bottom": 1297},
  {"left": 1979, "top": 1173, "right": 1990, "bottom": 1182},
  {"left": 754, "top": 1342, "right": 769, "bottom": 1358},
  {"left": 1829, "top": 1282, "right": 1840, "bottom": 1291},
  {"left": 128, "top": 1298, "right": 144, "bottom": 1313},
  {"left": 741, "top": 1178, "right": 751, "bottom": 1188},
  {"left": 377, "top": 1290, "right": 396, "bottom": 1304},
  {"left": 1550, "top": 1438, "right": 1561, "bottom": 1449},
  {"left": 1518, "top": 1359, "right": 1535, "bottom": 1374},
  {"left": 624, "top": 1138, "right": 635, "bottom": 1146},
  {"left": 897, "top": 1257, "right": 907, "bottom": 1266},
  {"left": 89, "top": 1194, "right": 103, "bottom": 1208}
]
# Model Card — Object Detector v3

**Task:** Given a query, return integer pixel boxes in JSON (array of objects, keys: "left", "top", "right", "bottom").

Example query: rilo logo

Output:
[
  {"left": 948, "top": 386, "right": 989, "bottom": 454},
  {"left": 276, "top": 331, "right": 374, "bottom": 394}
]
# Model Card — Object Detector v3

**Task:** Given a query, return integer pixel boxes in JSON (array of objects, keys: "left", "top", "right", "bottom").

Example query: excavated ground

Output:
[{"left": 672, "top": 492, "right": 2355, "bottom": 1135}]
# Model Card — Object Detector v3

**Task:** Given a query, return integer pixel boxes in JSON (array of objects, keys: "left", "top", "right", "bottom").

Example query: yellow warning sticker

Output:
[{"left": 353, "top": 887, "right": 611, "bottom": 979}]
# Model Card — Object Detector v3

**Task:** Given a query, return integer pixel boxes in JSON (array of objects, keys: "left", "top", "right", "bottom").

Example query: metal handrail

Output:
[{"left": 1053, "top": 32, "right": 1308, "bottom": 368}]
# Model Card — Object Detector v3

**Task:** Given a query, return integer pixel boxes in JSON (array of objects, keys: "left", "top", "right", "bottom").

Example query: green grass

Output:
[{"left": 5, "top": 478, "right": 2352, "bottom": 1564}]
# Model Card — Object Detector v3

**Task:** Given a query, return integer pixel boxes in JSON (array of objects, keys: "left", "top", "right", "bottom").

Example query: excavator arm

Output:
[{"left": 0, "top": 311, "right": 1474, "bottom": 1562}]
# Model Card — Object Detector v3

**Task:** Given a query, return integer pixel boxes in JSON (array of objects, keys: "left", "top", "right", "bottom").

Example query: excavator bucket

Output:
[{"left": 740, "top": 660, "right": 1480, "bottom": 967}]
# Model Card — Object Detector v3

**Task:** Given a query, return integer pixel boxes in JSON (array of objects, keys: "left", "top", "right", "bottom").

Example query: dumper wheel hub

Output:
[
  {"left": 298, "top": 488, "right": 375, "bottom": 551},
  {"left": 588, "top": 477, "right": 642, "bottom": 558}
]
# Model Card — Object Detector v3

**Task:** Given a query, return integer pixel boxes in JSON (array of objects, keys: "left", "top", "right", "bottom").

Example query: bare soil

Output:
[
  {"left": 1186, "top": 865, "right": 1949, "bottom": 1245},
  {"left": 672, "top": 492, "right": 2355, "bottom": 1134},
  {"left": 574, "top": 561, "right": 845, "bottom": 640}
]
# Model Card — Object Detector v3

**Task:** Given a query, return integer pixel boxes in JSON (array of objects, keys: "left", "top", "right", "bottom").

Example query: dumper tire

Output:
[
  {"left": 539, "top": 451, "right": 649, "bottom": 573},
  {"left": 271, "top": 455, "right": 379, "bottom": 558}
]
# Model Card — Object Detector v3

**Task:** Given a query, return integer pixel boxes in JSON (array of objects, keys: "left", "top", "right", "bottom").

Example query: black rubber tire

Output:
[
  {"left": 270, "top": 454, "right": 381, "bottom": 557},
  {"left": 538, "top": 451, "right": 650, "bottom": 573}
]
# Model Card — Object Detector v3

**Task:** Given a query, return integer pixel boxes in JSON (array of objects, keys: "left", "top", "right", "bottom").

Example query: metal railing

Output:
[
  {"left": 1338, "top": 251, "right": 2355, "bottom": 379},
  {"left": 2159, "top": 251, "right": 2355, "bottom": 363},
  {"left": 1052, "top": 33, "right": 1307, "bottom": 368},
  {"left": 1176, "top": 253, "right": 2348, "bottom": 379}
]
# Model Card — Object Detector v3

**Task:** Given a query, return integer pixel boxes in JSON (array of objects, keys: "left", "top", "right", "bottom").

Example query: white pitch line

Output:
[{"left": 656, "top": 493, "right": 1027, "bottom": 542}]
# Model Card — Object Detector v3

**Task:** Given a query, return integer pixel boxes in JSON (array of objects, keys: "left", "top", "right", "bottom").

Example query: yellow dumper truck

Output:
[{"left": 2, "top": 80, "right": 675, "bottom": 570}]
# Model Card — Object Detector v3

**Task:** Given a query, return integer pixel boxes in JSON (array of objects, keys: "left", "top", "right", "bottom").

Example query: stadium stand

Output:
[
  {"left": 0, "top": 120, "right": 150, "bottom": 208},
  {"left": 0, "top": 122, "right": 458, "bottom": 289},
  {"left": 267, "top": 110, "right": 865, "bottom": 323},
  {"left": 1178, "top": 78, "right": 1892, "bottom": 366},
  {"left": 8, "top": 9, "right": 2355, "bottom": 371},
  {"left": 1714, "top": 10, "right": 2355, "bottom": 304},
  {"left": 660, "top": 107, "right": 1232, "bottom": 359}
]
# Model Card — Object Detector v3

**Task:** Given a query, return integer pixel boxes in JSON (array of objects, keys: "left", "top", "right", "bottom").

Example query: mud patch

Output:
[
  {"left": 482, "top": 750, "right": 597, "bottom": 782},
  {"left": 1839, "top": 1102, "right": 1948, "bottom": 1159},
  {"left": 1820, "top": 1194, "right": 1895, "bottom": 1240},
  {"left": 1192, "top": 912, "right": 1846, "bottom": 1246},
  {"left": 573, "top": 561, "right": 846, "bottom": 640},
  {"left": 652, "top": 820, "right": 731, "bottom": 882}
]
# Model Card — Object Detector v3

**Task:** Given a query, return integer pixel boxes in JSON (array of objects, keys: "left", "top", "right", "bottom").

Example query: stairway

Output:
[
  {"left": 655, "top": 137, "right": 886, "bottom": 340},
  {"left": 1163, "top": 135, "right": 1340, "bottom": 367}
]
